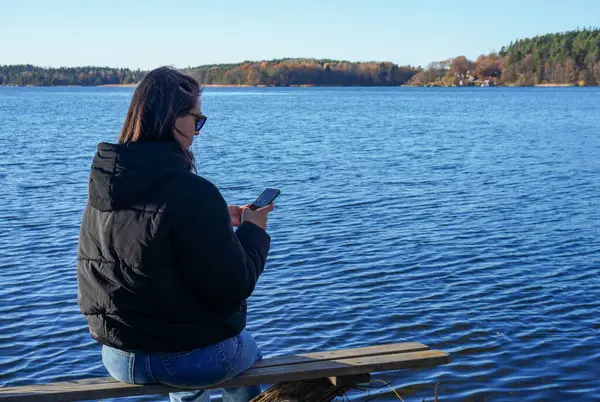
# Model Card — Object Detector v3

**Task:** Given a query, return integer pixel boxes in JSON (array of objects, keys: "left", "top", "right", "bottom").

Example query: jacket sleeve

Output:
[{"left": 169, "top": 176, "right": 271, "bottom": 304}]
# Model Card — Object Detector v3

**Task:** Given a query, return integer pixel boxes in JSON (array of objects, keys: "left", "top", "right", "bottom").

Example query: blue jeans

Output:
[{"left": 101, "top": 330, "right": 263, "bottom": 402}]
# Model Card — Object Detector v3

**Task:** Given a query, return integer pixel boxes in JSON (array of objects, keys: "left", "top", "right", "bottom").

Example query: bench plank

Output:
[
  {"left": 0, "top": 344, "right": 450, "bottom": 402},
  {"left": 225, "top": 350, "right": 450, "bottom": 387},
  {"left": 252, "top": 342, "right": 429, "bottom": 368},
  {"left": 0, "top": 379, "right": 178, "bottom": 402}
]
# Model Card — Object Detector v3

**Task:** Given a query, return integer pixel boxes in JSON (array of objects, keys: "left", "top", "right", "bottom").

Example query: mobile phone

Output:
[{"left": 250, "top": 188, "right": 280, "bottom": 210}]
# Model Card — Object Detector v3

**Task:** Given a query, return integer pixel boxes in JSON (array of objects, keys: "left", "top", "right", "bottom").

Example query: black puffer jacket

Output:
[{"left": 77, "top": 141, "right": 270, "bottom": 352}]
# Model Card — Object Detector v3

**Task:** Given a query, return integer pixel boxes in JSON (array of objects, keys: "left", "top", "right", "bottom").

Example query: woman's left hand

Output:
[{"left": 228, "top": 204, "right": 252, "bottom": 227}]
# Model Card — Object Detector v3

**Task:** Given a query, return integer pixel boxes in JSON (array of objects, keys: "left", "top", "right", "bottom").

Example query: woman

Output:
[{"left": 77, "top": 67, "right": 273, "bottom": 402}]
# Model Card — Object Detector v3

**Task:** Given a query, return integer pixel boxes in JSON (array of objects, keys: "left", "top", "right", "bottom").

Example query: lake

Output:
[{"left": 0, "top": 86, "right": 599, "bottom": 401}]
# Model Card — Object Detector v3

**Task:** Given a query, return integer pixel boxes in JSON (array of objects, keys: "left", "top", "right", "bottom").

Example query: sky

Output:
[{"left": 2, "top": 0, "right": 600, "bottom": 69}]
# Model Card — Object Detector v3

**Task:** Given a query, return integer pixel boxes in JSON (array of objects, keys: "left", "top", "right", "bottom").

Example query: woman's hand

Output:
[
  {"left": 228, "top": 204, "right": 251, "bottom": 227},
  {"left": 241, "top": 204, "right": 274, "bottom": 230}
]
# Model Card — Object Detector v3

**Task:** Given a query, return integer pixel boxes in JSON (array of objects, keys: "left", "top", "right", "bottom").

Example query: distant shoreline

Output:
[
  {"left": 99, "top": 84, "right": 138, "bottom": 87},
  {"left": 1, "top": 83, "right": 399, "bottom": 88},
  {"left": 99, "top": 84, "right": 392, "bottom": 88},
  {"left": 533, "top": 83, "right": 575, "bottom": 87},
  {"left": 0, "top": 83, "right": 587, "bottom": 88}
]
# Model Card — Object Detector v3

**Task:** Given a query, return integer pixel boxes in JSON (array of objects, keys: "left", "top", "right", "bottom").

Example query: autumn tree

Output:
[
  {"left": 449, "top": 56, "right": 472, "bottom": 78},
  {"left": 246, "top": 67, "right": 260, "bottom": 85}
]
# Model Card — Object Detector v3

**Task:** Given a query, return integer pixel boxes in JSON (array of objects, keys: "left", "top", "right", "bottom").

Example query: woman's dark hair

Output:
[{"left": 119, "top": 66, "right": 201, "bottom": 144}]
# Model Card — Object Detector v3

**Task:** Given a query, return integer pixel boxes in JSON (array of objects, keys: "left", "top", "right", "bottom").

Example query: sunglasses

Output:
[{"left": 188, "top": 112, "right": 207, "bottom": 132}]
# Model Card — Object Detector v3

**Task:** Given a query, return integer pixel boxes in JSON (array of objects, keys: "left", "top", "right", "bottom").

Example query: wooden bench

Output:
[{"left": 0, "top": 342, "right": 450, "bottom": 401}]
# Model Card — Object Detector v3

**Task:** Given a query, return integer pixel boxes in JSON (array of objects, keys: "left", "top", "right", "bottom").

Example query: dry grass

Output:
[
  {"left": 250, "top": 378, "right": 351, "bottom": 402},
  {"left": 250, "top": 380, "right": 441, "bottom": 402}
]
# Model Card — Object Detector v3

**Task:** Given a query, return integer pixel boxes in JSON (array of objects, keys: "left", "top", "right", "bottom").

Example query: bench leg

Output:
[{"left": 250, "top": 374, "right": 371, "bottom": 402}]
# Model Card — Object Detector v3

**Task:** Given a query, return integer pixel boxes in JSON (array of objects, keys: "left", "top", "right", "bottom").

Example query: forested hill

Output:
[
  {"left": 410, "top": 28, "right": 600, "bottom": 86},
  {"left": 0, "top": 65, "right": 144, "bottom": 86},
  {"left": 500, "top": 28, "right": 600, "bottom": 85},
  {"left": 182, "top": 59, "right": 419, "bottom": 86},
  {"left": 0, "top": 60, "right": 419, "bottom": 87}
]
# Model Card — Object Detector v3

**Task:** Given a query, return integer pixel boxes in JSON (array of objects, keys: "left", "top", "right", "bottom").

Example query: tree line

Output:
[
  {"left": 3, "top": 28, "right": 600, "bottom": 87},
  {"left": 410, "top": 28, "right": 600, "bottom": 86},
  {"left": 0, "top": 65, "right": 144, "bottom": 86},
  {"left": 182, "top": 59, "right": 419, "bottom": 86},
  {"left": 0, "top": 60, "right": 420, "bottom": 87}
]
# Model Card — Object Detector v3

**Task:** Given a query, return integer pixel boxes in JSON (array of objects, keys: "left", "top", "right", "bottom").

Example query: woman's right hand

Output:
[{"left": 241, "top": 204, "right": 274, "bottom": 230}]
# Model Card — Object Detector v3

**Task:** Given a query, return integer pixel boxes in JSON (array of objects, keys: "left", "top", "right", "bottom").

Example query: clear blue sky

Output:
[{"left": 2, "top": 0, "right": 599, "bottom": 69}]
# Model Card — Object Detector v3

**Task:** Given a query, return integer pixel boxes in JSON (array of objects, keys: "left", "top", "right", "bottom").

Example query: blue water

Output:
[{"left": 1, "top": 86, "right": 599, "bottom": 401}]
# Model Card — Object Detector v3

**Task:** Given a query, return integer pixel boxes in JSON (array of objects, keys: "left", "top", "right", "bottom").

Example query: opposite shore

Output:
[
  {"left": 1, "top": 83, "right": 581, "bottom": 88},
  {"left": 101, "top": 83, "right": 579, "bottom": 88},
  {"left": 4, "top": 29, "right": 600, "bottom": 89}
]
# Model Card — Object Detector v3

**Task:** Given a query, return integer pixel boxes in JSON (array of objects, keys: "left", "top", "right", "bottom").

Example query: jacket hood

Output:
[{"left": 89, "top": 141, "right": 192, "bottom": 212}]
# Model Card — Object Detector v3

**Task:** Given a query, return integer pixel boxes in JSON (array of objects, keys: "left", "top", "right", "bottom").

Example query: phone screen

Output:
[{"left": 251, "top": 188, "right": 280, "bottom": 210}]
